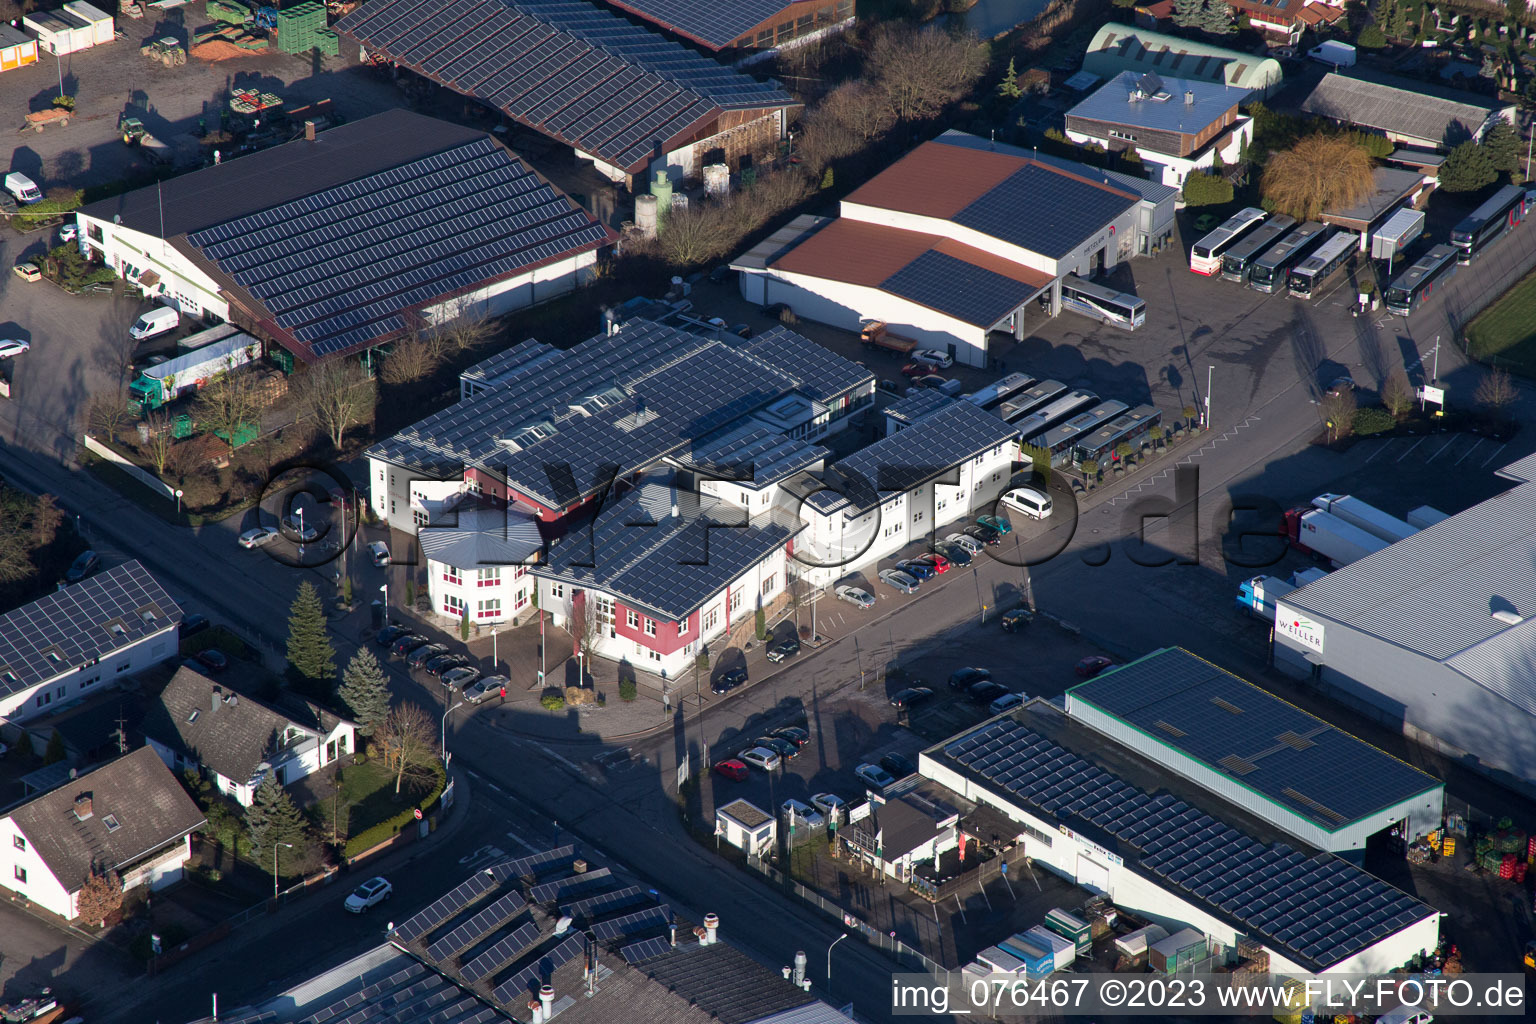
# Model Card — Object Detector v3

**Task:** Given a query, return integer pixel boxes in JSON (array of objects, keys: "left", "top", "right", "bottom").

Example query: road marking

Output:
[
  {"left": 1104, "top": 416, "right": 1261, "bottom": 507},
  {"left": 1456, "top": 439, "right": 1485, "bottom": 465},
  {"left": 1395, "top": 438, "right": 1425, "bottom": 462},
  {"left": 536, "top": 742, "right": 584, "bottom": 773},
  {"left": 1362, "top": 440, "right": 1393, "bottom": 465},
  {"left": 1480, "top": 442, "right": 1508, "bottom": 468},
  {"left": 505, "top": 830, "right": 538, "bottom": 854},
  {"left": 1427, "top": 437, "right": 1459, "bottom": 462}
]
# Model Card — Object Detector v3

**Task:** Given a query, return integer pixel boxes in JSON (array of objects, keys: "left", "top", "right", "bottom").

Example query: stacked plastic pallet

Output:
[
  {"left": 275, "top": 0, "right": 326, "bottom": 53},
  {"left": 206, "top": 0, "right": 250, "bottom": 24},
  {"left": 314, "top": 27, "right": 339, "bottom": 55}
]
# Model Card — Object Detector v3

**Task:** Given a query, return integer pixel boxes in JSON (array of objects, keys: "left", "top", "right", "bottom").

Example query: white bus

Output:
[
  {"left": 1057, "top": 276, "right": 1146, "bottom": 330},
  {"left": 1189, "top": 207, "right": 1267, "bottom": 276},
  {"left": 1287, "top": 230, "right": 1356, "bottom": 299}
]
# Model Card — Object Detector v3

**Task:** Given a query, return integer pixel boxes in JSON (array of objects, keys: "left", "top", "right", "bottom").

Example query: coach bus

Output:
[
  {"left": 1070, "top": 405, "right": 1163, "bottom": 468},
  {"left": 1220, "top": 214, "right": 1296, "bottom": 282},
  {"left": 997, "top": 379, "right": 1068, "bottom": 423},
  {"left": 964, "top": 372, "right": 1036, "bottom": 411},
  {"left": 1451, "top": 184, "right": 1526, "bottom": 264},
  {"left": 1248, "top": 221, "right": 1328, "bottom": 294},
  {"left": 1010, "top": 389, "right": 1097, "bottom": 443},
  {"left": 1383, "top": 244, "right": 1459, "bottom": 317},
  {"left": 1028, "top": 400, "right": 1130, "bottom": 465},
  {"left": 1287, "top": 230, "right": 1357, "bottom": 299},
  {"left": 1057, "top": 276, "right": 1146, "bottom": 330},
  {"left": 1190, "top": 207, "right": 1268, "bottom": 276}
]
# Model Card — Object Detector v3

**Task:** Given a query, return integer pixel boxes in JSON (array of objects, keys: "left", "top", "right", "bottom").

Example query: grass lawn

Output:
[
  {"left": 340, "top": 758, "right": 427, "bottom": 834},
  {"left": 1466, "top": 268, "right": 1536, "bottom": 378}
]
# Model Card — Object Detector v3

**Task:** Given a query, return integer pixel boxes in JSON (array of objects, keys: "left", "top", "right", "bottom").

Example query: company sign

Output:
[{"left": 1276, "top": 602, "right": 1325, "bottom": 655}]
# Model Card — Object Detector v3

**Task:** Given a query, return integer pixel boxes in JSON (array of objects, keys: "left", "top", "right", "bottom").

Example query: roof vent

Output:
[
  {"left": 73, "top": 793, "right": 94, "bottom": 821},
  {"left": 1184, "top": 89, "right": 1195, "bottom": 105},
  {"left": 1492, "top": 609, "right": 1523, "bottom": 625}
]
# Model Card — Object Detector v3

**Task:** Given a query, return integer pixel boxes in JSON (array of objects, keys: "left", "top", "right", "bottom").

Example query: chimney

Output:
[
  {"left": 669, "top": 918, "right": 678, "bottom": 947},
  {"left": 792, "top": 951, "right": 807, "bottom": 986},
  {"left": 528, "top": 999, "right": 544, "bottom": 1024},
  {"left": 702, "top": 912, "right": 719, "bottom": 946},
  {"left": 211, "top": 687, "right": 222, "bottom": 714},
  {"left": 1184, "top": 90, "right": 1195, "bottom": 106},
  {"left": 540, "top": 985, "right": 555, "bottom": 1020},
  {"left": 304, "top": 120, "right": 316, "bottom": 142},
  {"left": 74, "top": 793, "right": 93, "bottom": 820}
]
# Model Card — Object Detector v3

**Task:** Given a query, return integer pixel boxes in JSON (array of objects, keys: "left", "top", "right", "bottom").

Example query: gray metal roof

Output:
[
  {"left": 538, "top": 478, "right": 800, "bottom": 620},
  {"left": 882, "top": 249, "right": 1046, "bottom": 327},
  {"left": 0, "top": 560, "right": 179, "bottom": 699},
  {"left": 370, "top": 319, "right": 871, "bottom": 511},
  {"left": 805, "top": 401, "right": 1021, "bottom": 516},
  {"left": 598, "top": 0, "right": 791, "bottom": 49},
  {"left": 935, "top": 129, "right": 1180, "bottom": 204},
  {"left": 1068, "top": 71, "right": 1243, "bottom": 139},
  {"left": 1084, "top": 23, "right": 1283, "bottom": 95},
  {"left": 1322, "top": 166, "right": 1424, "bottom": 227},
  {"left": 337, "top": 0, "right": 792, "bottom": 176},
  {"left": 1301, "top": 72, "right": 1507, "bottom": 148},
  {"left": 679, "top": 425, "right": 829, "bottom": 490},
  {"left": 1285, "top": 480, "right": 1536, "bottom": 718},
  {"left": 1067, "top": 648, "right": 1443, "bottom": 830},
  {"left": 418, "top": 503, "right": 546, "bottom": 570},
  {"left": 943, "top": 718, "right": 1437, "bottom": 971},
  {"left": 181, "top": 116, "right": 610, "bottom": 361}
]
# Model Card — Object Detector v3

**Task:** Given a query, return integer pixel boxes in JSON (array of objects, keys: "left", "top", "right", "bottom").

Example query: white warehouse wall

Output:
[
  {"left": 0, "top": 626, "right": 178, "bottom": 724},
  {"left": 77, "top": 215, "right": 228, "bottom": 318}
]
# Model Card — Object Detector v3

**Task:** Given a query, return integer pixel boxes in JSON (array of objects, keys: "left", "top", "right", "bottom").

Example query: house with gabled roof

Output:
[{"left": 0, "top": 746, "right": 205, "bottom": 920}]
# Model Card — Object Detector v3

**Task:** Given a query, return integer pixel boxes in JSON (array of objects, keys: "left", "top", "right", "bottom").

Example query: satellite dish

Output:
[
  {"left": 69, "top": 769, "right": 78, "bottom": 780},
  {"left": 554, "top": 915, "right": 574, "bottom": 935}
]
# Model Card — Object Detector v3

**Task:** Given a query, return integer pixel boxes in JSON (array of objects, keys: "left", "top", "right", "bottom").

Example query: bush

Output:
[
  {"left": 1357, "top": 23, "right": 1387, "bottom": 47},
  {"left": 1352, "top": 407, "right": 1396, "bottom": 435},
  {"left": 754, "top": 607, "right": 767, "bottom": 642},
  {"left": 1181, "top": 172, "right": 1233, "bottom": 207},
  {"left": 540, "top": 693, "right": 565, "bottom": 711},
  {"left": 618, "top": 678, "right": 638, "bottom": 702}
]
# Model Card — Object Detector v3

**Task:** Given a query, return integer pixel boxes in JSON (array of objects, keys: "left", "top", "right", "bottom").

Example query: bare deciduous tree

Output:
[
  {"left": 143, "top": 407, "right": 177, "bottom": 475},
  {"left": 1475, "top": 367, "right": 1517, "bottom": 416},
  {"left": 194, "top": 363, "right": 262, "bottom": 451},
  {"left": 1320, "top": 388, "right": 1357, "bottom": 442},
  {"left": 1261, "top": 134, "right": 1376, "bottom": 221},
  {"left": 573, "top": 593, "right": 602, "bottom": 670},
  {"left": 297, "top": 359, "right": 375, "bottom": 450},
  {"left": 868, "top": 25, "right": 987, "bottom": 123},
  {"left": 426, "top": 295, "right": 498, "bottom": 353},
  {"left": 379, "top": 337, "right": 440, "bottom": 385},
  {"left": 85, "top": 387, "right": 131, "bottom": 443},
  {"left": 1380, "top": 370, "right": 1414, "bottom": 419},
  {"left": 376, "top": 702, "right": 439, "bottom": 795}
]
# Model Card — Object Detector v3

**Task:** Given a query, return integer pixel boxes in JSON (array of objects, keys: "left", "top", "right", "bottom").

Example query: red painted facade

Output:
[{"left": 614, "top": 602, "right": 699, "bottom": 656}]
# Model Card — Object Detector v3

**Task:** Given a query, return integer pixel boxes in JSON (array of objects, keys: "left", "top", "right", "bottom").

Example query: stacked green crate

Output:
[
  {"left": 315, "top": 28, "right": 340, "bottom": 56},
  {"left": 207, "top": 0, "right": 250, "bottom": 24},
  {"left": 276, "top": 1, "right": 326, "bottom": 53}
]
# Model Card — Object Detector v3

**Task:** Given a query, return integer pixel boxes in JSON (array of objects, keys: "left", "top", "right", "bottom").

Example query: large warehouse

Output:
[
  {"left": 1081, "top": 23, "right": 1282, "bottom": 98},
  {"left": 923, "top": 705, "right": 1441, "bottom": 976},
  {"left": 337, "top": 0, "right": 795, "bottom": 185},
  {"left": 1275, "top": 453, "right": 1536, "bottom": 796},
  {"left": 732, "top": 131, "right": 1174, "bottom": 367},
  {"left": 1066, "top": 647, "right": 1444, "bottom": 857},
  {"left": 597, "top": 0, "right": 854, "bottom": 53},
  {"left": 75, "top": 110, "right": 612, "bottom": 363}
]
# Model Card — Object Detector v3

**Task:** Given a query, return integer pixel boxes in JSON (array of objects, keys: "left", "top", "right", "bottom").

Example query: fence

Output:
[
  {"left": 82, "top": 433, "right": 174, "bottom": 501},
  {"left": 746, "top": 854, "right": 946, "bottom": 976}
]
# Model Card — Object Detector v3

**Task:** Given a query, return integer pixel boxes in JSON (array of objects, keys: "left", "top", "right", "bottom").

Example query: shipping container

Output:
[
  {"left": 62, "top": 2, "right": 115, "bottom": 45},
  {"left": 997, "top": 934, "right": 1056, "bottom": 979},
  {"left": 24, "top": 10, "right": 94, "bottom": 54},
  {"left": 1149, "top": 927, "right": 1206, "bottom": 974},
  {"left": 1043, "top": 908, "right": 1093, "bottom": 954},
  {"left": 1371, "top": 207, "right": 1425, "bottom": 261},
  {"left": 0, "top": 23, "right": 40, "bottom": 72},
  {"left": 1023, "top": 925, "right": 1075, "bottom": 970},
  {"left": 1285, "top": 507, "right": 1390, "bottom": 568},
  {"left": 975, "top": 945, "right": 1027, "bottom": 975},
  {"left": 1311, "top": 493, "right": 1416, "bottom": 543},
  {"left": 1113, "top": 923, "right": 1168, "bottom": 960}
]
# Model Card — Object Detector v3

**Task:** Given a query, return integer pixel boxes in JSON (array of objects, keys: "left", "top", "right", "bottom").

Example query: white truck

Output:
[
  {"left": 1291, "top": 508, "right": 1388, "bottom": 568},
  {"left": 1309, "top": 40, "right": 1357, "bottom": 67},
  {"left": 1311, "top": 493, "right": 1417, "bottom": 544},
  {"left": 4, "top": 172, "right": 42, "bottom": 204},
  {"left": 128, "top": 331, "right": 259, "bottom": 411}
]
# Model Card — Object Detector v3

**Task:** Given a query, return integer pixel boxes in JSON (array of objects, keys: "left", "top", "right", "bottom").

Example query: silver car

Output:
[
  {"left": 442, "top": 666, "right": 481, "bottom": 690},
  {"left": 946, "top": 532, "right": 984, "bottom": 555},
  {"left": 464, "top": 674, "right": 507, "bottom": 703},
  {"left": 836, "top": 585, "right": 874, "bottom": 609},
  {"left": 878, "top": 568, "right": 919, "bottom": 594},
  {"left": 238, "top": 525, "right": 279, "bottom": 549}
]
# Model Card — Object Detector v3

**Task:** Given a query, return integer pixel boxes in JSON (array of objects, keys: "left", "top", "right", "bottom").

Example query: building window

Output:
[
  {"left": 35, "top": 692, "right": 50, "bottom": 709},
  {"left": 762, "top": 573, "right": 776, "bottom": 595},
  {"left": 703, "top": 607, "right": 718, "bottom": 632},
  {"left": 795, "top": 13, "right": 813, "bottom": 33},
  {"left": 12, "top": 866, "right": 24, "bottom": 884},
  {"left": 115, "top": 662, "right": 130, "bottom": 673},
  {"left": 443, "top": 594, "right": 466, "bottom": 618},
  {"left": 729, "top": 588, "right": 743, "bottom": 612},
  {"left": 442, "top": 565, "right": 462, "bottom": 586},
  {"left": 627, "top": 609, "right": 639, "bottom": 629},
  {"left": 647, "top": 649, "right": 662, "bottom": 662},
  {"left": 775, "top": 20, "right": 793, "bottom": 42},
  {"left": 913, "top": 510, "right": 925, "bottom": 523},
  {"left": 678, "top": 619, "right": 689, "bottom": 637},
  {"left": 479, "top": 567, "right": 501, "bottom": 587},
  {"left": 550, "top": 583, "right": 565, "bottom": 599},
  {"left": 514, "top": 588, "right": 529, "bottom": 610},
  {"left": 757, "top": 27, "right": 773, "bottom": 46},
  {"left": 1021, "top": 821, "right": 1054, "bottom": 847},
  {"left": 413, "top": 509, "right": 429, "bottom": 527},
  {"left": 12, "top": 836, "right": 23, "bottom": 852},
  {"left": 938, "top": 497, "right": 948, "bottom": 512},
  {"left": 477, "top": 599, "right": 501, "bottom": 620},
  {"left": 87, "top": 221, "right": 103, "bottom": 243},
  {"left": 644, "top": 618, "right": 656, "bottom": 637}
]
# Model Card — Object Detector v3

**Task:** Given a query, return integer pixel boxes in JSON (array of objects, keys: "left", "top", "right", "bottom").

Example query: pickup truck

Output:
[{"left": 859, "top": 321, "right": 918, "bottom": 355}]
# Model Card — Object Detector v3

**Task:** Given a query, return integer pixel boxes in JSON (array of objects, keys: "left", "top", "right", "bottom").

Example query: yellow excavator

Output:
[{"left": 1524, "top": 940, "right": 1536, "bottom": 970}]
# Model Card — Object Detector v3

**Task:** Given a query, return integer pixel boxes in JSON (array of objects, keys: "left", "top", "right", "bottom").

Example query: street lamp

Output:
[
  {"left": 492, "top": 626, "right": 499, "bottom": 676},
  {"left": 380, "top": 583, "right": 388, "bottom": 627},
  {"left": 826, "top": 933, "right": 849, "bottom": 999},
  {"left": 441, "top": 700, "right": 464, "bottom": 761},
  {"left": 272, "top": 841, "right": 293, "bottom": 900},
  {"left": 1205, "top": 365, "right": 1214, "bottom": 431}
]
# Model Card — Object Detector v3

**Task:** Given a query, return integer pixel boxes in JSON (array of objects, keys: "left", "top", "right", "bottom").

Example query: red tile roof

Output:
[
  {"left": 770, "top": 219, "right": 1054, "bottom": 291},
  {"left": 842, "top": 143, "right": 1033, "bottom": 218}
]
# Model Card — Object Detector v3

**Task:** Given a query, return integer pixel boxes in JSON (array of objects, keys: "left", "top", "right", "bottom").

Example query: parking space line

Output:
[
  {"left": 1395, "top": 438, "right": 1425, "bottom": 462},
  {"left": 1362, "top": 440, "right": 1394, "bottom": 465},
  {"left": 1480, "top": 443, "right": 1508, "bottom": 468},
  {"left": 1456, "top": 439, "right": 1485, "bottom": 465},
  {"left": 1426, "top": 437, "right": 1459, "bottom": 462}
]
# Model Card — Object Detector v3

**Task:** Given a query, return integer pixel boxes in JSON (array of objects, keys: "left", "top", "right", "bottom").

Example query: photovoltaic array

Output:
[
  {"left": 393, "top": 870, "right": 501, "bottom": 944},
  {"left": 881, "top": 250, "right": 1044, "bottom": 329},
  {"left": 426, "top": 889, "right": 528, "bottom": 960},
  {"left": 620, "top": 935, "right": 674, "bottom": 964},
  {"left": 499, "top": 843, "right": 578, "bottom": 880},
  {"left": 460, "top": 920, "right": 543, "bottom": 983},
  {"left": 595, "top": 0, "right": 794, "bottom": 49},
  {"left": 563, "top": 884, "right": 651, "bottom": 922},
  {"left": 529, "top": 866, "right": 614, "bottom": 904},
  {"left": 492, "top": 933, "right": 586, "bottom": 1005}
]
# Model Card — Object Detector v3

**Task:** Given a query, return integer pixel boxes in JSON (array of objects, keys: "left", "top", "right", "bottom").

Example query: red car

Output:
[
  {"left": 900, "top": 362, "right": 928, "bottom": 379},
  {"left": 713, "top": 759, "right": 749, "bottom": 782},
  {"left": 1075, "top": 656, "right": 1114, "bottom": 678},
  {"left": 913, "top": 553, "right": 949, "bottom": 573}
]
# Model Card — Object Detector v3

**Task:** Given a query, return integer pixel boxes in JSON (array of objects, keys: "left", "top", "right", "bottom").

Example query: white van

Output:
[
  {"left": 129, "top": 307, "right": 180, "bottom": 341},
  {"left": 1000, "top": 486, "right": 1052, "bottom": 520},
  {"left": 1377, "top": 1006, "right": 1432, "bottom": 1024}
]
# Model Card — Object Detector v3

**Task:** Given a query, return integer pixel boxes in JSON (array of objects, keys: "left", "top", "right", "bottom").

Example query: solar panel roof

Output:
[
  {"left": 596, "top": 0, "right": 793, "bottom": 49},
  {"left": 952, "top": 162, "right": 1140, "bottom": 260},
  {"left": 680, "top": 425, "right": 830, "bottom": 490},
  {"left": 1067, "top": 648, "right": 1443, "bottom": 830},
  {"left": 337, "top": 0, "right": 792, "bottom": 175},
  {"left": 183, "top": 125, "right": 610, "bottom": 362},
  {"left": 881, "top": 249, "right": 1047, "bottom": 328},
  {"left": 943, "top": 717, "right": 1437, "bottom": 970},
  {"left": 0, "top": 561, "right": 179, "bottom": 698}
]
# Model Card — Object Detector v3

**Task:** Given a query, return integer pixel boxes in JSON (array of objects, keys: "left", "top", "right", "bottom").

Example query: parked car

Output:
[
  {"left": 238, "top": 525, "right": 280, "bottom": 549},
  {"left": 963, "top": 524, "right": 1001, "bottom": 546},
  {"left": 772, "top": 726, "right": 810, "bottom": 747},
  {"left": 1325, "top": 374, "right": 1356, "bottom": 397},
  {"left": 890, "top": 686, "right": 934, "bottom": 710},
  {"left": 948, "top": 667, "right": 991, "bottom": 690},
  {"left": 1076, "top": 655, "right": 1115, "bottom": 678},
  {"left": 368, "top": 541, "right": 390, "bottom": 566},
  {"left": 179, "top": 613, "right": 211, "bottom": 639},
  {"left": 739, "top": 747, "right": 781, "bottom": 772},
  {"left": 0, "top": 339, "right": 31, "bottom": 360},
  {"left": 713, "top": 758, "right": 749, "bottom": 782},
  {"left": 877, "top": 378, "right": 904, "bottom": 397},
  {"left": 344, "top": 876, "right": 392, "bottom": 913},
  {"left": 900, "top": 362, "right": 929, "bottom": 379},
  {"left": 976, "top": 514, "right": 1011, "bottom": 536},
  {"left": 989, "top": 691, "right": 1026, "bottom": 715},
  {"left": 781, "top": 799, "right": 825, "bottom": 828},
  {"left": 195, "top": 649, "right": 229, "bottom": 673},
  {"left": 58, "top": 222, "right": 77, "bottom": 244},
  {"left": 878, "top": 568, "right": 920, "bottom": 593},
  {"left": 464, "top": 675, "right": 506, "bottom": 703},
  {"left": 912, "top": 349, "right": 953, "bottom": 369},
  {"left": 933, "top": 541, "right": 971, "bottom": 566},
  {"left": 967, "top": 680, "right": 1009, "bottom": 704},
  {"left": 766, "top": 637, "right": 801, "bottom": 663},
  {"left": 711, "top": 668, "right": 748, "bottom": 694},
  {"left": 914, "top": 374, "right": 948, "bottom": 390},
  {"left": 1001, "top": 608, "right": 1034, "bottom": 633},
  {"left": 12, "top": 262, "right": 41, "bottom": 283},
  {"left": 390, "top": 634, "right": 429, "bottom": 656},
  {"left": 836, "top": 585, "right": 875, "bottom": 609},
  {"left": 810, "top": 793, "right": 847, "bottom": 822},
  {"left": 895, "top": 560, "right": 934, "bottom": 580},
  {"left": 913, "top": 552, "right": 949, "bottom": 573},
  {"left": 376, "top": 624, "right": 408, "bottom": 647},
  {"left": 880, "top": 753, "right": 918, "bottom": 779},
  {"left": 854, "top": 763, "right": 896, "bottom": 791},
  {"left": 280, "top": 515, "right": 319, "bottom": 543},
  {"left": 425, "top": 653, "right": 469, "bottom": 676},
  {"left": 442, "top": 666, "right": 481, "bottom": 690},
  {"left": 64, "top": 550, "right": 100, "bottom": 584},
  {"left": 753, "top": 736, "right": 799, "bottom": 760},
  {"left": 408, "top": 643, "right": 449, "bottom": 669},
  {"left": 946, "top": 532, "right": 984, "bottom": 555}
]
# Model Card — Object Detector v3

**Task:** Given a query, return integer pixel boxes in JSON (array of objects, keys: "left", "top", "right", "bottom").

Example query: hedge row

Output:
[{"left": 341, "top": 764, "right": 446, "bottom": 859}]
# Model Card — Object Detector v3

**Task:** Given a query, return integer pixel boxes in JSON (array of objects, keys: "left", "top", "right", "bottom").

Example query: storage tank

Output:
[
  {"left": 634, "top": 193, "right": 658, "bottom": 238},
  {"left": 703, "top": 163, "right": 730, "bottom": 198},
  {"left": 649, "top": 170, "right": 672, "bottom": 216},
  {"left": 671, "top": 192, "right": 689, "bottom": 214}
]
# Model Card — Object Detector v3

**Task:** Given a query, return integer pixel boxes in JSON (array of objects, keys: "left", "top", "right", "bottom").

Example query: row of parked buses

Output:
[
  {"left": 1189, "top": 185, "right": 1529, "bottom": 317},
  {"left": 964, "top": 372, "right": 1162, "bottom": 468}
]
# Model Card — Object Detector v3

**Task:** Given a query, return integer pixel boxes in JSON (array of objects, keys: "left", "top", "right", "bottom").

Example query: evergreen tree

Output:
[
  {"left": 245, "top": 776, "right": 309, "bottom": 873},
  {"left": 1358, "top": 23, "right": 1387, "bottom": 48},
  {"left": 1482, "top": 116, "right": 1520, "bottom": 173},
  {"left": 1386, "top": 0, "right": 1409, "bottom": 39},
  {"left": 286, "top": 581, "right": 336, "bottom": 689},
  {"left": 1439, "top": 140, "right": 1498, "bottom": 192},
  {"left": 997, "top": 57, "right": 1022, "bottom": 99},
  {"left": 338, "top": 647, "right": 390, "bottom": 736},
  {"left": 1201, "top": 0, "right": 1236, "bottom": 35},
  {"left": 1172, "top": 0, "right": 1204, "bottom": 29}
]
